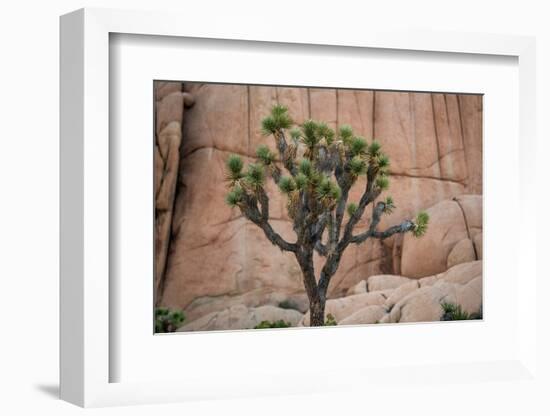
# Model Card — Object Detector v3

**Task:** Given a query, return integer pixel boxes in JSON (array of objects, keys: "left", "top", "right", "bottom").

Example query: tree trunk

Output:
[
  {"left": 309, "top": 296, "right": 326, "bottom": 327},
  {"left": 294, "top": 248, "right": 326, "bottom": 327}
]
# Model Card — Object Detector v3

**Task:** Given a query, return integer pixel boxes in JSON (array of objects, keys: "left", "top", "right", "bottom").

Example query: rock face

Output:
[
  {"left": 154, "top": 82, "right": 482, "bottom": 329},
  {"left": 178, "top": 305, "right": 303, "bottom": 332},
  {"left": 154, "top": 82, "right": 194, "bottom": 302}
]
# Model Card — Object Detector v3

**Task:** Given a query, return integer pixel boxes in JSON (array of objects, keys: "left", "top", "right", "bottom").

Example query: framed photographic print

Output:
[
  {"left": 60, "top": 7, "right": 538, "bottom": 408},
  {"left": 152, "top": 80, "right": 483, "bottom": 332}
]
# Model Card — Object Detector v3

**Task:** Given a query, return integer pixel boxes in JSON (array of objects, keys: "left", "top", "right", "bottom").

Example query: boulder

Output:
[
  {"left": 418, "top": 260, "right": 481, "bottom": 288},
  {"left": 346, "top": 280, "right": 367, "bottom": 296},
  {"left": 440, "top": 261, "right": 482, "bottom": 285},
  {"left": 339, "top": 305, "right": 387, "bottom": 326},
  {"left": 400, "top": 195, "right": 482, "bottom": 278},
  {"left": 182, "top": 289, "right": 309, "bottom": 324},
  {"left": 388, "top": 284, "right": 451, "bottom": 323},
  {"left": 178, "top": 305, "right": 303, "bottom": 332},
  {"left": 384, "top": 281, "right": 420, "bottom": 309},
  {"left": 300, "top": 292, "right": 386, "bottom": 326},
  {"left": 446, "top": 238, "right": 476, "bottom": 269},
  {"left": 367, "top": 275, "right": 415, "bottom": 292}
]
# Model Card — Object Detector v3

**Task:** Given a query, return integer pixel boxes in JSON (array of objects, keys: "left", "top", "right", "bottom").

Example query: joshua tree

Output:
[{"left": 225, "top": 105, "right": 429, "bottom": 327}]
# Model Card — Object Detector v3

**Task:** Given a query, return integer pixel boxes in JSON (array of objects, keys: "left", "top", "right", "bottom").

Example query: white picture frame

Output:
[{"left": 60, "top": 7, "right": 538, "bottom": 408}]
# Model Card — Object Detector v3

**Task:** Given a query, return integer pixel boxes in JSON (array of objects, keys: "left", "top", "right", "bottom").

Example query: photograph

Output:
[{"left": 153, "top": 81, "right": 483, "bottom": 333}]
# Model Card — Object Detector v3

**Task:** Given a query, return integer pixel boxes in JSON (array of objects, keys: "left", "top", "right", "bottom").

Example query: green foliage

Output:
[
  {"left": 383, "top": 196, "right": 395, "bottom": 214},
  {"left": 225, "top": 186, "right": 244, "bottom": 207},
  {"left": 350, "top": 136, "right": 368, "bottom": 156},
  {"left": 301, "top": 119, "right": 320, "bottom": 148},
  {"left": 290, "top": 127, "right": 302, "bottom": 141},
  {"left": 298, "top": 158, "right": 313, "bottom": 177},
  {"left": 316, "top": 176, "right": 341, "bottom": 203},
  {"left": 324, "top": 314, "right": 337, "bottom": 326},
  {"left": 272, "top": 105, "right": 293, "bottom": 130},
  {"left": 375, "top": 174, "right": 390, "bottom": 190},
  {"left": 278, "top": 176, "right": 296, "bottom": 194},
  {"left": 368, "top": 140, "right": 382, "bottom": 157},
  {"left": 413, "top": 211, "right": 429, "bottom": 237},
  {"left": 339, "top": 125, "right": 354, "bottom": 142},
  {"left": 347, "top": 202, "right": 358, "bottom": 217},
  {"left": 261, "top": 116, "right": 278, "bottom": 136},
  {"left": 440, "top": 302, "right": 481, "bottom": 321},
  {"left": 256, "top": 145, "right": 275, "bottom": 165},
  {"left": 253, "top": 320, "right": 292, "bottom": 329},
  {"left": 295, "top": 172, "right": 308, "bottom": 190},
  {"left": 261, "top": 105, "right": 293, "bottom": 135},
  {"left": 316, "top": 122, "right": 335, "bottom": 145},
  {"left": 377, "top": 153, "right": 390, "bottom": 170},
  {"left": 349, "top": 155, "right": 367, "bottom": 177},
  {"left": 226, "top": 154, "right": 244, "bottom": 182},
  {"left": 244, "top": 163, "right": 265, "bottom": 189},
  {"left": 155, "top": 307, "right": 185, "bottom": 333}
]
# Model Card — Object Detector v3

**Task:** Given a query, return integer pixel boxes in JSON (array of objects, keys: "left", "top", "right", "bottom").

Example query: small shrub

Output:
[
  {"left": 324, "top": 313, "right": 337, "bottom": 326},
  {"left": 440, "top": 302, "right": 481, "bottom": 321},
  {"left": 253, "top": 320, "right": 292, "bottom": 329},
  {"left": 155, "top": 307, "right": 185, "bottom": 333}
]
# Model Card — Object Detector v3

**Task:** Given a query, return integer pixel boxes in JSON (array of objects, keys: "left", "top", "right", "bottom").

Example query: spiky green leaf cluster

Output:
[
  {"left": 316, "top": 122, "right": 335, "bottom": 145},
  {"left": 412, "top": 211, "right": 429, "bottom": 237},
  {"left": 290, "top": 127, "right": 302, "bottom": 141},
  {"left": 383, "top": 196, "right": 395, "bottom": 214},
  {"left": 377, "top": 153, "right": 390, "bottom": 170},
  {"left": 440, "top": 302, "right": 479, "bottom": 321},
  {"left": 301, "top": 119, "right": 320, "bottom": 148},
  {"left": 297, "top": 119, "right": 336, "bottom": 149},
  {"left": 256, "top": 145, "right": 275, "bottom": 165},
  {"left": 369, "top": 140, "right": 382, "bottom": 157},
  {"left": 316, "top": 176, "right": 341, "bottom": 203},
  {"left": 350, "top": 136, "right": 368, "bottom": 156},
  {"left": 278, "top": 176, "right": 296, "bottom": 194},
  {"left": 244, "top": 163, "right": 265, "bottom": 189},
  {"left": 225, "top": 186, "right": 244, "bottom": 207},
  {"left": 347, "top": 202, "right": 358, "bottom": 217},
  {"left": 261, "top": 104, "right": 293, "bottom": 135},
  {"left": 295, "top": 172, "right": 308, "bottom": 190},
  {"left": 349, "top": 156, "right": 367, "bottom": 177},
  {"left": 298, "top": 158, "right": 313, "bottom": 177},
  {"left": 339, "top": 125, "right": 354, "bottom": 143},
  {"left": 375, "top": 174, "right": 390, "bottom": 190},
  {"left": 226, "top": 154, "right": 244, "bottom": 183}
]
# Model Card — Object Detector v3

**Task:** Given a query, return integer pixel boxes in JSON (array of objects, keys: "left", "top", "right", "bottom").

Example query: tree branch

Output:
[
  {"left": 351, "top": 220, "right": 415, "bottom": 244},
  {"left": 334, "top": 184, "right": 350, "bottom": 240},
  {"left": 338, "top": 170, "right": 380, "bottom": 250},
  {"left": 240, "top": 191, "right": 298, "bottom": 252},
  {"left": 275, "top": 130, "right": 297, "bottom": 176},
  {"left": 315, "top": 242, "right": 328, "bottom": 256}
]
